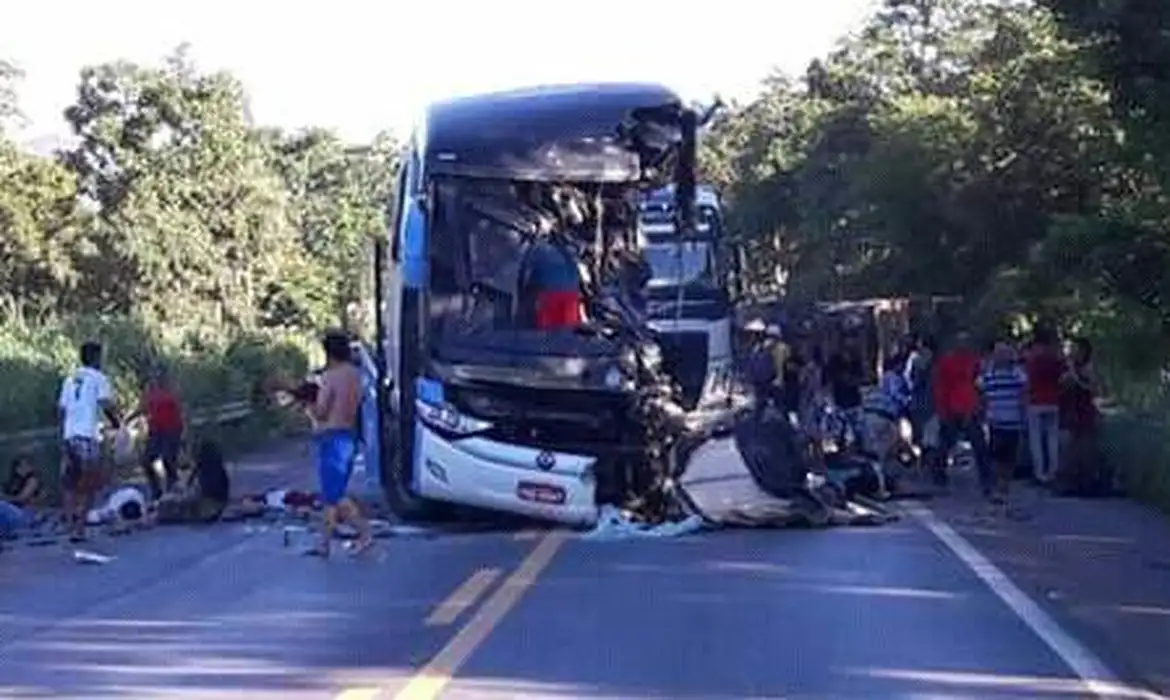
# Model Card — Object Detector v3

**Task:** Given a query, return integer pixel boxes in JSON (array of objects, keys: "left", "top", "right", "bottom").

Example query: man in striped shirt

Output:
[{"left": 976, "top": 340, "right": 1028, "bottom": 505}]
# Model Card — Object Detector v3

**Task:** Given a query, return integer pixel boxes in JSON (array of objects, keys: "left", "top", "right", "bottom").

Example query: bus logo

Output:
[{"left": 535, "top": 451, "right": 556, "bottom": 470}]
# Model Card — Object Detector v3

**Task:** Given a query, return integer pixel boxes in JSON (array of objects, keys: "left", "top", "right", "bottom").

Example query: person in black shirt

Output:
[
  {"left": 825, "top": 341, "right": 866, "bottom": 446},
  {"left": 1, "top": 454, "right": 43, "bottom": 537},
  {"left": 780, "top": 347, "right": 806, "bottom": 419},
  {"left": 157, "top": 440, "right": 230, "bottom": 524}
]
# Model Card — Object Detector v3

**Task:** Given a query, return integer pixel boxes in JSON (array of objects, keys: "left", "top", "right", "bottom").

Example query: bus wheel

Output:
[{"left": 380, "top": 418, "right": 449, "bottom": 523}]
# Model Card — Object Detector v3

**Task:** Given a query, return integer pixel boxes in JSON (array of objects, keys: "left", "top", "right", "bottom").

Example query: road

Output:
[{"left": 1, "top": 497, "right": 1159, "bottom": 699}]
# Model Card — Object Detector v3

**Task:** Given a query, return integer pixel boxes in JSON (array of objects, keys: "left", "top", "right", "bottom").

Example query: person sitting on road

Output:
[
  {"left": 0, "top": 453, "right": 45, "bottom": 538},
  {"left": 156, "top": 439, "right": 230, "bottom": 524}
]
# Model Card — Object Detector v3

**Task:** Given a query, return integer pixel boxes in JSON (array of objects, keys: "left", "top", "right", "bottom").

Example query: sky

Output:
[{"left": 1, "top": 0, "right": 877, "bottom": 150}]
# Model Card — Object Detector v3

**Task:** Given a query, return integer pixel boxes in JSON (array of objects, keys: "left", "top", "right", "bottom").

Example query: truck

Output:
[
  {"left": 638, "top": 184, "right": 739, "bottom": 434},
  {"left": 372, "top": 83, "right": 716, "bottom": 526}
]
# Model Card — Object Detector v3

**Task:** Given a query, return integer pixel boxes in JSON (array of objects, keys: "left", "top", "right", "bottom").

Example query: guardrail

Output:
[{"left": 0, "top": 400, "right": 258, "bottom": 448}]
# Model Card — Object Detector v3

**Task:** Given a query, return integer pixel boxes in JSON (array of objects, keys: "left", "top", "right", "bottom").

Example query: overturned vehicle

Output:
[{"left": 371, "top": 83, "right": 892, "bottom": 531}]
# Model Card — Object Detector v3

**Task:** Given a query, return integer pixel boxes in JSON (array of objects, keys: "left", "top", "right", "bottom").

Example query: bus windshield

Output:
[{"left": 643, "top": 241, "right": 714, "bottom": 288}]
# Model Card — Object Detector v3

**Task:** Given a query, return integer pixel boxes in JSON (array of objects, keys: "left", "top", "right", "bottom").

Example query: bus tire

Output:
[{"left": 380, "top": 414, "right": 449, "bottom": 522}]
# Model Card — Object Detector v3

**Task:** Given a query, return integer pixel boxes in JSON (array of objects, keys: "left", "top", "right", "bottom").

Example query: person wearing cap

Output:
[{"left": 743, "top": 320, "right": 777, "bottom": 420}]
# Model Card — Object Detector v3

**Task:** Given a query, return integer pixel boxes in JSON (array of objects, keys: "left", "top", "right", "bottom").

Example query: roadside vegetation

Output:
[
  {"left": 699, "top": 0, "right": 1170, "bottom": 510},
  {"left": 0, "top": 46, "right": 396, "bottom": 469}
]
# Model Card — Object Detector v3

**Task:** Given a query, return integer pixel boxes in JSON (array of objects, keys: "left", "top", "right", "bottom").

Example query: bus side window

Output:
[{"left": 388, "top": 164, "right": 408, "bottom": 262}]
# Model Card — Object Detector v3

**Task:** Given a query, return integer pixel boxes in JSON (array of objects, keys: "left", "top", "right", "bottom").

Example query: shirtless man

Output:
[{"left": 304, "top": 331, "right": 372, "bottom": 557}]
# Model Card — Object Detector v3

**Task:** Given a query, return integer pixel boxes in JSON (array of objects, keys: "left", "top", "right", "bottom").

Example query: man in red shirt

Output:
[
  {"left": 132, "top": 369, "right": 185, "bottom": 500},
  {"left": 931, "top": 331, "right": 990, "bottom": 493},
  {"left": 1024, "top": 327, "right": 1063, "bottom": 484}
]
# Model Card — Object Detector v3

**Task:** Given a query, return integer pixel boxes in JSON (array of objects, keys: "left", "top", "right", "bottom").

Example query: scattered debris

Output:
[
  {"left": 73, "top": 549, "right": 114, "bottom": 565},
  {"left": 582, "top": 506, "right": 705, "bottom": 541}
]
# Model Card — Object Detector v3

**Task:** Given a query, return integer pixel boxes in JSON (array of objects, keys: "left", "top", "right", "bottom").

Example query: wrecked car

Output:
[{"left": 370, "top": 83, "right": 892, "bottom": 530}]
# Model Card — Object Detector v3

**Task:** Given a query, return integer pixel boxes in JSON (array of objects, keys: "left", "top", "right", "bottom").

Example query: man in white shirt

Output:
[{"left": 58, "top": 341, "right": 121, "bottom": 542}]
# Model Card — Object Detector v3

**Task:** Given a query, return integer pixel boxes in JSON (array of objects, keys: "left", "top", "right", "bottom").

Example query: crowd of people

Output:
[
  {"left": 0, "top": 341, "right": 233, "bottom": 546},
  {"left": 745, "top": 319, "right": 1108, "bottom": 506},
  {"left": 0, "top": 330, "right": 374, "bottom": 560}
]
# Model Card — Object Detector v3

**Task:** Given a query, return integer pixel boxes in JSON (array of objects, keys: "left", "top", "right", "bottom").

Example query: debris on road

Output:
[
  {"left": 673, "top": 416, "right": 899, "bottom": 531},
  {"left": 73, "top": 549, "right": 114, "bottom": 565},
  {"left": 582, "top": 506, "right": 705, "bottom": 541}
]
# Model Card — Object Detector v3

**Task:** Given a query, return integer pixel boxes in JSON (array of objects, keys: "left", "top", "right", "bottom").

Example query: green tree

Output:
[{"left": 60, "top": 47, "right": 305, "bottom": 330}]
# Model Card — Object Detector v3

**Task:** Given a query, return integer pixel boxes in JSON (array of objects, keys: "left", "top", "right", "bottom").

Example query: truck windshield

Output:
[
  {"left": 644, "top": 241, "right": 713, "bottom": 288},
  {"left": 639, "top": 204, "right": 720, "bottom": 235}
]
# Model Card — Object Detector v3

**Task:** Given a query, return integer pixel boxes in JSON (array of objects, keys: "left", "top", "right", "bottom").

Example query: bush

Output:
[{"left": 1096, "top": 362, "right": 1170, "bottom": 513}]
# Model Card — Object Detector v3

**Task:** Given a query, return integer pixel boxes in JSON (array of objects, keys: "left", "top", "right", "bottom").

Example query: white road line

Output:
[{"left": 904, "top": 503, "right": 1167, "bottom": 700}]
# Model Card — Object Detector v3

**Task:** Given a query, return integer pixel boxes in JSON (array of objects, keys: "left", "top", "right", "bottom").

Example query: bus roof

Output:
[{"left": 423, "top": 83, "right": 684, "bottom": 182}]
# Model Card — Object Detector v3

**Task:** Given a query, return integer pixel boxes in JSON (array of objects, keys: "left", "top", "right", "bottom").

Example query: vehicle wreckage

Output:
[{"left": 367, "top": 83, "right": 895, "bottom": 532}]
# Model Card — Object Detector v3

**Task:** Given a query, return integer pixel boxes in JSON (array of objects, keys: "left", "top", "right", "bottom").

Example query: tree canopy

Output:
[
  {"left": 702, "top": 0, "right": 1170, "bottom": 388},
  {"left": 0, "top": 46, "right": 395, "bottom": 338},
  {"left": 4, "top": 2, "right": 1170, "bottom": 406}
]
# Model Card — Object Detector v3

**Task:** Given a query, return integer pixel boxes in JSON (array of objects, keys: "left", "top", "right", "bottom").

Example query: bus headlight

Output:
[
  {"left": 603, "top": 365, "right": 625, "bottom": 390},
  {"left": 416, "top": 399, "right": 493, "bottom": 437}
]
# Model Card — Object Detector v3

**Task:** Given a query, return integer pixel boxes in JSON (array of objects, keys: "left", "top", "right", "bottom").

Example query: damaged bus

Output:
[
  {"left": 374, "top": 84, "right": 713, "bottom": 526},
  {"left": 639, "top": 185, "right": 739, "bottom": 432}
]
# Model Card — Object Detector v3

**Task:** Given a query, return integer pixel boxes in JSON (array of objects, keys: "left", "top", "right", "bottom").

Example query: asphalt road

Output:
[{"left": 0, "top": 499, "right": 1158, "bottom": 700}]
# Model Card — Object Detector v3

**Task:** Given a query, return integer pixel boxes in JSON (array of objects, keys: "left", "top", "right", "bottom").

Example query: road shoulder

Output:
[{"left": 924, "top": 487, "right": 1170, "bottom": 695}]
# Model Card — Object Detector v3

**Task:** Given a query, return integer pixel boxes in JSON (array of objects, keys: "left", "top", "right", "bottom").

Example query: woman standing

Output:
[
  {"left": 1025, "top": 327, "right": 1064, "bottom": 485},
  {"left": 1057, "top": 337, "right": 1107, "bottom": 496},
  {"left": 799, "top": 344, "right": 827, "bottom": 465}
]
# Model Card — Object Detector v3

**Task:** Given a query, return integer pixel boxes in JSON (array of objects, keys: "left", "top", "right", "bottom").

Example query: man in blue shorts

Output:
[{"left": 302, "top": 331, "right": 372, "bottom": 558}]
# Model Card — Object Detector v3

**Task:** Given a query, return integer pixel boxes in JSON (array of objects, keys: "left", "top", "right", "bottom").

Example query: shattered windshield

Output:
[{"left": 644, "top": 241, "right": 714, "bottom": 288}]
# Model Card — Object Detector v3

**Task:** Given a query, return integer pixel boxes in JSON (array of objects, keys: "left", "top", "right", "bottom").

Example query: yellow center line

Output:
[
  {"left": 424, "top": 568, "right": 502, "bottom": 627},
  {"left": 334, "top": 688, "right": 382, "bottom": 700},
  {"left": 392, "top": 530, "right": 568, "bottom": 700}
]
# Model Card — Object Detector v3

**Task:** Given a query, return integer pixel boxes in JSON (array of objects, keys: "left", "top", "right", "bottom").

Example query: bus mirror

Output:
[{"left": 698, "top": 99, "right": 724, "bottom": 128}]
